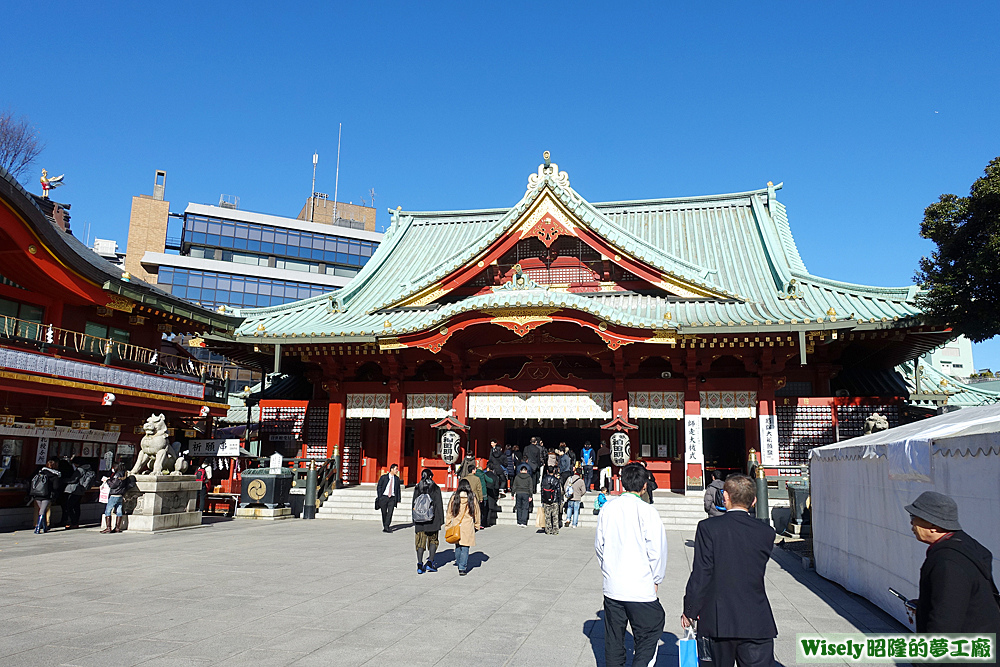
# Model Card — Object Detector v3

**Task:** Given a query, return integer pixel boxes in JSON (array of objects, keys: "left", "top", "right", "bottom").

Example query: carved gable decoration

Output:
[
  {"left": 518, "top": 194, "right": 577, "bottom": 248},
  {"left": 501, "top": 360, "right": 578, "bottom": 381}
]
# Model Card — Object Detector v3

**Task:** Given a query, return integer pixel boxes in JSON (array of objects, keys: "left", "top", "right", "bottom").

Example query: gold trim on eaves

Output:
[{"left": 0, "top": 370, "right": 230, "bottom": 410}]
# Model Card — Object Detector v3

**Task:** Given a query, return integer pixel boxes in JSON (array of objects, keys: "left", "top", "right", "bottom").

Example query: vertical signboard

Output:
[
  {"left": 759, "top": 413, "right": 779, "bottom": 465},
  {"left": 35, "top": 437, "right": 49, "bottom": 465}
]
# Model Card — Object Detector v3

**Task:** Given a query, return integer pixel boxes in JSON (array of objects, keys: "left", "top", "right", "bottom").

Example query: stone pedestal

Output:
[
  {"left": 126, "top": 475, "right": 202, "bottom": 532},
  {"left": 235, "top": 506, "right": 292, "bottom": 521}
]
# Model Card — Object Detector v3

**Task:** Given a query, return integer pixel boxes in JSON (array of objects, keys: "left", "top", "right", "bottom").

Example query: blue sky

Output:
[{"left": 3, "top": 3, "right": 999, "bottom": 368}]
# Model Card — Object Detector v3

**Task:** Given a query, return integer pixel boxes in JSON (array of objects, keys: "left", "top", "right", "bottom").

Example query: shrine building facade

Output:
[
  {"left": 228, "top": 157, "right": 951, "bottom": 492},
  {"left": 0, "top": 167, "right": 237, "bottom": 512}
]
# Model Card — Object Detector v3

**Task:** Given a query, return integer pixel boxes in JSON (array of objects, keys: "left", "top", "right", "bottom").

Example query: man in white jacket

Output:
[{"left": 595, "top": 462, "right": 668, "bottom": 667}]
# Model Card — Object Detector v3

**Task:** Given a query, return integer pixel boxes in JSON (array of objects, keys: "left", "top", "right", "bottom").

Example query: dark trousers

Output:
[
  {"left": 603, "top": 596, "right": 665, "bottom": 667},
  {"left": 531, "top": 467, "right": 540, "bottom": 493},
  {"left": 63, "top": 494, "right": 82, "bottom": 526},
  {"left": 709, "top": 637, "right": 775, "bottom": 667},
  {"left": 380, "top": 498, "right": 396, "bottom": 531},
  {"left": 515, "top": 492, "right": 531, "bottom": 525},
  {"left": 583, "top": 465, "right": 594, "bottom": 490}
]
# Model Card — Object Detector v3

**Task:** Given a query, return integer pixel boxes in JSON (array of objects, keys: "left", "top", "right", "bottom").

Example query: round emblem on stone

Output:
[{"left": 247, "top": 479, "right": 267, "bottom": 501}]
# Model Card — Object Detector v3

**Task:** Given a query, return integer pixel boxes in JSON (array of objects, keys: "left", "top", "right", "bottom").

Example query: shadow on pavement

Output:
[
  {"left": 768, "top": 545, "right": 906, "bottom": 633},
  {"left": 585, "top": 609, "right": 680, "bottom": 667}
]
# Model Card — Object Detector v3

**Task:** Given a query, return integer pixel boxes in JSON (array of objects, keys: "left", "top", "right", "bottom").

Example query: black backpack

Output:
[
  {"left": 30, "top": 471, "right": 52, "bottom": 498},
  {"left": 713, "top": 486, "right": 727, "bottom": 512},
  {"left": 541, "top": 475, "right": 559, "bottom": 504}
]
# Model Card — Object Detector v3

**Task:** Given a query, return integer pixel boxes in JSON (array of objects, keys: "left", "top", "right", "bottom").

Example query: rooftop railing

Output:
[{"left": 0, "top": 314, "right": 229, "bottom": 384}]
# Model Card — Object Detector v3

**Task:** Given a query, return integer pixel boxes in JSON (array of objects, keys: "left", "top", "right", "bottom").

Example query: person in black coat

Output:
[
  {"left": 487, "top": 441, "right": 508, "bottom": 493},
  {"left": 412, "top": 469, "right": 445, "bottom": 574},
  {"left": 375, "top": 464, "right": 402, "bottom": 533},
  {"left": 905, "top": 491, "right": 1000, "bottom": 635},
  {"left": 682, "top": 474, "right": 777, "bottom": 667},
  {"left": 522, "top": 437, "right": 543, "bottom": 492}
]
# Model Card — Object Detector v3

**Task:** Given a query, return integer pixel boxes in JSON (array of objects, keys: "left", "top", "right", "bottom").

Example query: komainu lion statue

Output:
[
  {"left": 863, "top": 412, "right": 890, "bottom": 435},
  {"left": 130, "top": 414, "right": 188, "bottom": 476}
]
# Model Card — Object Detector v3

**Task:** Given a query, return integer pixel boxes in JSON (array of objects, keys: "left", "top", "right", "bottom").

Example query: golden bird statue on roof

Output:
[{"left": 39, "top": 169, "right": 64, "bottom": 199}]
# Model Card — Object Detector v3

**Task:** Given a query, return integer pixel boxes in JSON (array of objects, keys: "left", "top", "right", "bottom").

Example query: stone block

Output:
[
  {"left": 125, "top": 474, "right": 202, "bottom": 533},
  {"left": 235, "top": 506, "right": 292, "bottom": 521}
]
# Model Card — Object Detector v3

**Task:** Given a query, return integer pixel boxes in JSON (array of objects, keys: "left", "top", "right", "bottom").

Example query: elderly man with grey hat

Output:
[{"left": 905, "top": 491, "right": 1000, "bottom": 636}]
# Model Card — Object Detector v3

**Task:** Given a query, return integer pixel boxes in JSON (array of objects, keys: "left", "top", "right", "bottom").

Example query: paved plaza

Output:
[{"left": 0, "top": 517, "right": 905, "bottom": 666}]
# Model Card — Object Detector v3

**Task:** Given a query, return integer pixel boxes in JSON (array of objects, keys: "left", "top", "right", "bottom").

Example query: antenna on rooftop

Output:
[
  {"left": 310, "top": 152, "right": 318, "bottom": 222},
  {"left": 369, "top": 187, "right": 377, "bottom": 211},
  {"left": 333, "top": 123, "right": 342, "bottom": 223}
]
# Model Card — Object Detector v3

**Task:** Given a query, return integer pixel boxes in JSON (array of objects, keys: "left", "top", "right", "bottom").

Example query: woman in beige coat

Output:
[{"left": 445, "top": 478, "right": 481, "bottom": 576}]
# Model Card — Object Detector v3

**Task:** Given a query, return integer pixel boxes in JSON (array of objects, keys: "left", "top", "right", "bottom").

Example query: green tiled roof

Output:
[
  {"left": 234, "top": 166, "right": 923, "bottom": 341},
  {"left": 897, "top": 359, "right": 1000, "bottom": 407}
]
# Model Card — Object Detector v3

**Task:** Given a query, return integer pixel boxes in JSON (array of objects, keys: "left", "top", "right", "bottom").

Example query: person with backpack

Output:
[
  {"left": 29, "top": 459, "right": 61, "bottom": 534},
  {"left": 61, "top": 459, "right": 95, "bottom": 529},
  {"left": 597, "top": 442, "right": 614, "bottom": 492},
  {"left": 594, "top": 486, "right": 609, "bottom": 515},
  {"left": 511, "top": 463, "right": 534, "bottom": 527},
  {"left": 581, "top": 441, "right": 596, "bottom": 491},
  {"left": 101, "top": 465, "right": 132, "bottom": 534},
  {"left": 445, "top": 478, "right": 481, "bottom": 576},
  {"left": 564, "top": 465, "right": 586, "bottom": 528},
  {"left": 540, "top": 467, "right": 563, "bottom": 535},
  {"left": 704, "top": 469, "right": 727, "bottom": 517},
  {"left": 504, "top": 445, "right": 519, "bottom": 490},
  {"left": 412, "top": 469, "right": 444, "bottom": 574},
  {"left": 195, "top": 461, "right": 212, "bottom": 513}
]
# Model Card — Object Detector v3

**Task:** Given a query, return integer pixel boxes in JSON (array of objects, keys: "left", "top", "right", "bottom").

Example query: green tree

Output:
[{"left": 916, "top": 157, "right": 1000, "bottom": 342}]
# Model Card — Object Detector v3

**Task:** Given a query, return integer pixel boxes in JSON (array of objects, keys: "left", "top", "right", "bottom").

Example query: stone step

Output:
[{"left": 317, "top": 485, "right": 707, "bottom": 528}]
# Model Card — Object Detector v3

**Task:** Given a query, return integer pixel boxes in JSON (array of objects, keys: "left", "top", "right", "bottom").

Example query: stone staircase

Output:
[{"left": 317, "top": 485, "right": 706, "bottom": 529}]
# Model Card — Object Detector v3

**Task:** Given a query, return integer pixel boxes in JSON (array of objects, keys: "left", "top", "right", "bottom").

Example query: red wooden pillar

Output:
[
  {"left": 684, "top": 379, "right": 704, "bottom": 494},
  {"left": 452, "top": 382, "right": 468, "bottom": 456},
  {"left": 387, "top": 390, "right": 405, "bottom": 473},
  {"left": 327, "top": 391, "right": 345, "bottom": 458}
]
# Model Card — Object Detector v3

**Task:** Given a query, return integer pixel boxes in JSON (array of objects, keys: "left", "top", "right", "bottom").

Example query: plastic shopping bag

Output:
[
  {"left": 679, "top": 626, "right": 699, "bottom": 667},
  {"left": 98, "top": 482, "right": 110, "bottom": 504}
]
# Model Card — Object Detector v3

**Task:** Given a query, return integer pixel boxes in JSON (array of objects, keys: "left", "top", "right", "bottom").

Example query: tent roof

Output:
[{"left": 810, "top": 404, "right": 1000, "bottom": 461}]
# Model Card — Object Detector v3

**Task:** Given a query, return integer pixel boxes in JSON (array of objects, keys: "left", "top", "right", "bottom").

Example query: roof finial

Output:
[{"left": 527, "top": 153, "right": 570, "bottom": 192}]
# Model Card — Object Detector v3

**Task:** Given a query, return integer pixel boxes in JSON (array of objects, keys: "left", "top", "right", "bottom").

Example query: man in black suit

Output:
[
  {"left": 375, "top": 463, "right": 402, "bottom": 533},
  {"left": 682, "top": 473, "right": 777, "bottom": 667}
]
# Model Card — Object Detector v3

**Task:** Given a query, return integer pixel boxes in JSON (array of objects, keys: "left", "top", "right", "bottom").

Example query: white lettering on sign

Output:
[
  {"left": 269, "top": 453, "right": 283, "bottom": 474},
  {"left": 759, "top": 414, "right": 779, "bottom": 465},
  {"left": 269, "top": 434, "right": 297, "bottom": 442},
  {"left": 685, "top": 415, "right": 703, "bottom": 464}
]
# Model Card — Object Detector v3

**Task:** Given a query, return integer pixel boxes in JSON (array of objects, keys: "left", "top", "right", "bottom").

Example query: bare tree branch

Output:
[{"left": 0, "top": 110, "right": 45, "bottom": 181}]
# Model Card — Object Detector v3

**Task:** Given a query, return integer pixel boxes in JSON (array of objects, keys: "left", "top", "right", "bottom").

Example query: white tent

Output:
[{"left": 810, "top": 405, "right": 1000, "bottom": 627}]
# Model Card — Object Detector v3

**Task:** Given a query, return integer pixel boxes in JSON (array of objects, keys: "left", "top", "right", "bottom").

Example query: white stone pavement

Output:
[{"left": 0, "top": 516, "right": 905, "bottom": 666}]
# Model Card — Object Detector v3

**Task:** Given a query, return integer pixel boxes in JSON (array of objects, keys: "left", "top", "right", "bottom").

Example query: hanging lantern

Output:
[
  {"left": 35, "top": 417, "right": 56, "bottom": 428},
  {"left": 71, "top": 420, "right": 92, "bottom": 430},
  {"left": 610, "top": 432, "right": 631, "bottom": 467},
  {"left": 0, "top": 414, "right": 16, "bottom": 426},
  {"left": 440, "top": 431, "right": 461, "bottom": 465},
  {"left": 104, "top": 423, "right": 121, "bottom": 433}
]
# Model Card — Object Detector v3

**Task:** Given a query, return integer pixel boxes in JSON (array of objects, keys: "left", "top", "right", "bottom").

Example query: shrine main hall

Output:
[{"left": 224, "top": 156, "right": 949, "bottom": 492}]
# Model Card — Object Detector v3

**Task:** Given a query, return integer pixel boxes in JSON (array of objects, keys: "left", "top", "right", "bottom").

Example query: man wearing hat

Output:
[{"left": 905, "top": 491, "right": 1000, "bottom": 635}]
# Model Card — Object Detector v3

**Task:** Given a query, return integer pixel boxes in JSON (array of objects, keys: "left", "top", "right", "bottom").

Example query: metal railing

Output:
[{"left": 0, "top": 314, "right": 228, "bottom": 383}]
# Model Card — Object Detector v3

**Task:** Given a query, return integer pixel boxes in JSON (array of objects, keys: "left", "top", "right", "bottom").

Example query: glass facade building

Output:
[{"left": 143, "top": 202, "right": 382, "bottom": 313}]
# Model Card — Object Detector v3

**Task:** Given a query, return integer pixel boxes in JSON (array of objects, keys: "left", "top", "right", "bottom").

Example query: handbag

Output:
[
  {"left": 445, "top": 504, "right": 466, "bottom": 544},
  {"left": 679, "top": 626, "right": 699, "bottom": 667}
]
